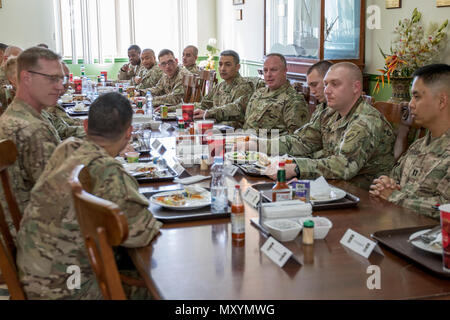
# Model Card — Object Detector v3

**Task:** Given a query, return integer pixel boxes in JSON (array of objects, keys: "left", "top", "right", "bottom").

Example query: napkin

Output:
[
  {"left": 310, "top": 176, "right": 331, "bottom": 199},
  {"left": 174, "top": 175, "right": 211, "bottom": 185},
  {"left": 261, "top": 200, "right": 312, "bottom": 220}
]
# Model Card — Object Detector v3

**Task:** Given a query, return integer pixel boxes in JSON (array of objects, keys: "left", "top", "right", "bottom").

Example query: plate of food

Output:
[
  {"left": 154, "top": 111, "right": 177, "bottom": 120},
  {"left": 225, "top": 151, "right": 271, "bottom": 166},
  {"left": 149, "top": 186, "right": 211, "bottom": 210},
  {"left": 408, "top": 229, "right": 442, "bottom": 255},
  {"left": 123, "top": 162, "right": 177, "bottom": 182}
]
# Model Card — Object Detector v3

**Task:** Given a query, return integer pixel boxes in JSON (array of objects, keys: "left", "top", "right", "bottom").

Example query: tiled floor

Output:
[{"left": 0, "top": 284, "right": 10, "bottom": 300}]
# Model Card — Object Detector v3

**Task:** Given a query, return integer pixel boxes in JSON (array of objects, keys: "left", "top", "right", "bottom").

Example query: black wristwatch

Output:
[{"left": 295, "top": 165, "right": 301, "bottom": 178}]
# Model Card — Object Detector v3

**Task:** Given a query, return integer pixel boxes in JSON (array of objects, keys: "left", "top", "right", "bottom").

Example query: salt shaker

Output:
[{"left": 302, "top": 220, "right": 314, "bottom": 245}]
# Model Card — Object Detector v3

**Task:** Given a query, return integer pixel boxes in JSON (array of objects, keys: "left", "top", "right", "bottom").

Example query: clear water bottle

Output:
[
  {"left": 146, "top": 91, "right": 153, "bottom": 117},
  {"left": 101, "top": 74, "right": 106, "bottom": 87},
  {"left": 210, "top": 157, "right": 229, "bottom": 214}
]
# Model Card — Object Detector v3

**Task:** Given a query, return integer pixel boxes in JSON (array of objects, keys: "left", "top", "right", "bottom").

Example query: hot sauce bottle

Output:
[
  {"left": 272, "top": 162, "right": 291, "bottom": 202},
  {"left": 231, "top": 185, "right": 245, "bottom": 241}
]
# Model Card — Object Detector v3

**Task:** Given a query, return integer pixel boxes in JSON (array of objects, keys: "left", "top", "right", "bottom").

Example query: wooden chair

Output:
[
  {"left": 69, "top": 165, "right": 129, "bottom": 300},
  {"left": 182, "top": 74, "right": 197, "bottom": 103},
  {"left": 198, "top": 70, "right": 217, "bottom": 98},
  {"left": 373, "top": 101, "right": 424, "bottom": 161},
  {"left": 0, "top": 139, "right": 26, "bottom": 299}
]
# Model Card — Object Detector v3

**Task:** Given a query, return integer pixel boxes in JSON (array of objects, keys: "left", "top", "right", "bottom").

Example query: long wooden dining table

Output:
[{"left": 124, "top": 124, "right": 450, "bottom": 300}]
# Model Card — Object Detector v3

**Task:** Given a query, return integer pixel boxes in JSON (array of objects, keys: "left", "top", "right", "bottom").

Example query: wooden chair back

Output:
[
  {"left": 0, "top": 139, "right": 26, "bottom": 300},
  {"left": 198, "top": 70, "right": 217, "bottom": 98},
  {"left": 373, "top": 101, "right": 424, "bottom": 161},
  {"left": 69, "top": 165, "right": 129, "bottom": 300},
  {"left": 182, "top": 74, "right": 197, "bottom": 103}
]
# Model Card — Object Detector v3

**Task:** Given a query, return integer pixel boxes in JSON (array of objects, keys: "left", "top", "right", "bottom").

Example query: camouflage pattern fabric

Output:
[
  {"left": 148, "top": 67, "right": 191, "bottom": 107},
  {"left": 388, "top": 129, "right": 450, "bottom": 219},
  {"left": 184, "top": 64, "right": 201, "bottom": 76},
  {"left": 118, "top": 63, "right": 142, "bottom": 81},
  {"left": 0, "top": 98, "right": 61, "bottom": 219},
  {"left": 243, "top": 81, "right": 309, "bottom": 135},
  {"left": 16, "top": 138, "right": 162, "bottom": 300},
  {"left": 46, "top": 104, "right": 84, "bottom": 127},
  {"left": 270, "top": 98, "right": 396, "bottom": 190},
  {"left": 195, "top": 73, "right": 254, "bottom": 128},
  {"left": 0, "top": 85, "right": 14, "bottom": 114},
  {"left": 135, "top": 64, "right": 163, "bottom": 90},
  {"left": 0, "top": 66, "right": 7, "bottom": 87},
  {"left": 43, "top": 106, "right": 85, "bottom": 140}
]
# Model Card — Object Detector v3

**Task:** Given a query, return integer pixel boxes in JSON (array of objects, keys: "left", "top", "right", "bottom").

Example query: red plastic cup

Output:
[
  {"left": 101, "top": 71, "right": 108, "bottom": 82},
  {"left": 207, "top": 134, "right": 226, "bottom": 160},
  {"left": 197, "top": 120, "right": 214, "bottom": 144},
  {"left": 74, "top": 79, "right": 82, "bottom": 94},
  {"left": 440, "top": 204, "right": 450, "bottom": 272},
  {"left": 182, "top": 103, "right": 194, "bottom": 124}
]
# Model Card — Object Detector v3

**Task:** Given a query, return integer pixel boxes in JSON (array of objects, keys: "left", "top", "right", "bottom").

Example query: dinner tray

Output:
[
  {"left": 251, "top": 182, "right": 360, "bottom": 211},
  {"left": 133, "top": 165, "right": 179, "bottom": 183},
  {"left": 142, "top": 189, "right": 230, "bottom": 223},
  {"left": 372, "top": 225, "right": 450, "bottom": 278},
  {"left": 66, "top": 108, "right": 89, "bottom": 116},
  {"left": 236, "top": 164, "right": 266, "bottom": 177}
]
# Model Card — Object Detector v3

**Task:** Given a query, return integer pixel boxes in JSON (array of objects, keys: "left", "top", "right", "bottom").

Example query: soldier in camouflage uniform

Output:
[
  {"left": 182, "top": 45, "right": 201, "bottom": 76},
  {"left": 0, "top": 47, "right": 63, "bottom": 222},
  {"left": 117, "top": 45, "right": 143, "bottom": 81},
  {"left": 192, "top": 50, "right": 254, "bottom": 128},
  {"left": 263, "top": 62, "right": 395, "bottom": 190},
  {"left": 146, "top": 49, "right": 191, "bottom": 107},
  {"left": 0, "top": 46, "right": 23, "bottom": 87},
  {"left": 243, "top": 54, "right": 309, "bottom": 135},
  {"left": 135, "top": 49, "right": 163, "bottom": 91},
  {"left": 0, "top": 56, "right": 18, "bottom": 113},
  {"left": 16, "top": 92, "right": 162, "bottom": 300},
  {"left": 370, "top": 64, "right": 450, "bottom": 218}
]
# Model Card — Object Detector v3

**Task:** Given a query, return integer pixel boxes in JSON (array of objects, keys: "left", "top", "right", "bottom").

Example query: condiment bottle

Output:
[
  {"left": 272, "top": 162, "right": 291, "bottom": 202},
  {"left": 231, "top": 185, "right": 245, "bottom": 242},
  {"left": 302, "top": 220, "right": 314, "bottom": 245},
  {"left": 200, "top": 155, "right": 208, "bottom": 171}
]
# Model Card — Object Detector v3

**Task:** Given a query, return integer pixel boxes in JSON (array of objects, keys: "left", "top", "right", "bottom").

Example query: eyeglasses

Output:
[
  {"left": 27, "top": 70, "right": 67, "bottom": 84},
  {"left": 159, "top": 59, "right": 176, "bottom": 68}
]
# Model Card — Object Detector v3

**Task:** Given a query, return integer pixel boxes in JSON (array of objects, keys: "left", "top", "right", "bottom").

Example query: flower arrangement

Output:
[
  {"left": 374, "top": 8, "right": 448, "bottom": 93},
  {"left": 199, "top": 38, "right": 219, "bottom": 70}
]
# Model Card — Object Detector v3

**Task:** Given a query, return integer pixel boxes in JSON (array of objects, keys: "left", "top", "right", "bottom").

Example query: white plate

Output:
[
  {"left": 309, "top": 187, "right": 346, "bottom": 204},
  {"left": 408, "top": 229, "right": 442, "bottom": 255},
  {"left": 150, "top": 187, "right": 211, "bottom": 211}
]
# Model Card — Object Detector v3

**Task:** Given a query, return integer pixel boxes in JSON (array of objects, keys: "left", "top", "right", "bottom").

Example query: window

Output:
[{"left": 54, "top": 0, "right": 197, "bottom": 63}]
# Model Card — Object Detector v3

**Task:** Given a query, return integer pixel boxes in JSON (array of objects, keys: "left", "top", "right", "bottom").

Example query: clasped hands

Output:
[{"left": 369, "top": 175, "right": 401, "bottom": 200}]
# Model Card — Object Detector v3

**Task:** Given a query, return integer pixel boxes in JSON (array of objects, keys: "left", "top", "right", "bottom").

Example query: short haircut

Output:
[
  {"left": 37, "top": 43, "right": 49, "bottom": 49},
  {"left": 266, "top": 53, "right": 287, "bottom": 69},
  {"left": 307, "top": 60, "right": 333, "bottom": 77},
  {"left": 128, "top": 45, "right": 141, "bottom": 53},
  {"left": 412, "top": 63, "right": 450, "bottom": 94},
  {"left": 329, "top": 62, "right": 363, "bottom": 84},
  {"left": 87, "top": 92, "right": 133, "bottom": 141},
  {"left": 158, "top": 49, "right": 175, "bottom": 60},
  {"left": 0, "top": 43, "right": 7, "bottom": 52},
  {"left": 220, "top": 50, "right": 240, "bottom": 65},
  {"left": 5, "top": 56, "right": 18, "bottom": 79},
  {"left": 142, "top": 48, "right": 155, "bottom": 57},
  {"left": 17, "top": 46, "right": 61, "bottom": 81},
  {"left": 184, "top": 45, "right": 198, "bottom": 57},
  {"left": 61, "top": 61, "right": 70, "bottom": 75}
]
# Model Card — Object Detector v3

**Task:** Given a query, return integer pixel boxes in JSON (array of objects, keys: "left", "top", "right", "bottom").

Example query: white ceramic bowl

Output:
[
  {"left": 150, "top": 120, "right": 162, "bottom": 130},
  {"left": 298, "top": 217, "right": 333, "bottom": 239},
  {"left": 264, "top": 219, "right": 302, "bottom": 242}
]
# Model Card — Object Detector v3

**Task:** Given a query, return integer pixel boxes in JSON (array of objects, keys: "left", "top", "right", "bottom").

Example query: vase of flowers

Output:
[
  {"left": 199, "top": 38, "right": 219, "bottom": 71},
  {"left": 374, "top": 8, "right": 448, "bottom": 102}
]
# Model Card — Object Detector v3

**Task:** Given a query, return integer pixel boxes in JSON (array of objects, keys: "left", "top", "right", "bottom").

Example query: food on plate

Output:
[
  {"left": 226, "top": 151, "right": 271, "bottom": 166},
  {"left": 73, "top": 102, "right": 88, "bottom": 111},
  {"left": 154, "top": 189, "right": 205, "bottom": 207}
]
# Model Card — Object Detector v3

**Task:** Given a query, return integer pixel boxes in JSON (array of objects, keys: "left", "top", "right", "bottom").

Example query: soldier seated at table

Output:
[
  {"left": 117, "top": 44, "right": 143, "bottom": 82},
  {"left": 242, "top": 53, "right": 309, "bottom": 136},
  {"left": 143, "top": 49, "right": 191, "bottom": 107},
  {"left": 44, "top": 61, "right": 85, "bottom": 139},
  {"left": 260, "top": 62, "right": 395, "bottom": 190},
  {"left": 0, "top": 47, "right": 63, "bottom": 223},
  {"left": 182, "top": 45, "right": 201, "bottom": 76},
  {"left": 0, "top": 45, "right": 23, "bottom": 86},
  {"left": 16, "top": 92, "right": 162, "bottom": 300},
  {"left": 0, "top": 56, "right": 18, "bottom": 112},
  {"left": 191, "top": 50, "right": 254, "bottom": 128},
  {"left": 370, "top": 64, "right": 450, "bottom": 219},
  {"left": 134, "top": 48, "right": 163, "bottom": 91}
]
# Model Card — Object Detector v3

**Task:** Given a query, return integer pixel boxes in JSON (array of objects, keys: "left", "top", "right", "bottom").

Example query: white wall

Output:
[
  {"left": 216, "top": 0, "right": 264, "bottom": 62},
  {"left": 197, "top": 0, "right": 217, "bottom": 56},
  {"left": 0, "top": 0, "right": 56, "bottom": 51},
  {"left": 365, "top": 0, "right": 450, "bottom": 74}
]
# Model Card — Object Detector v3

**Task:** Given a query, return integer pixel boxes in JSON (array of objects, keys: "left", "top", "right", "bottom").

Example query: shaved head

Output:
[
  {"left": 2, "top": 46, "right": 23, "bottom": 66},
  {"left": 142, "top": 48, "right": 155, "bottom": 57},
  {"left": 329, "top": 62, "right": 363, "bottom": 84}
]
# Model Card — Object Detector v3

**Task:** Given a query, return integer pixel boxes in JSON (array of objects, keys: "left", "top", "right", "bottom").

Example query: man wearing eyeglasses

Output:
[
  {"left": 0, "top": 46, "right": 63, "bottom": 224},
  {"left": 145, "top": 49, "right": 191, "bottom": 107}
]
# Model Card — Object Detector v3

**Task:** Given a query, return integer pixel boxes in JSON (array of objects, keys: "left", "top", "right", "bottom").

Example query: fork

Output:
[{"left": 408, "top": 225, "right": 441, "bottom": 243}]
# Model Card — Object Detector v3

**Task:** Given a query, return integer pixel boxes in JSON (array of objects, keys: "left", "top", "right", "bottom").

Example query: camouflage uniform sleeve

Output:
[
  {"left": 388, "top": 168, "right": 450, "bottom": 220},
  {"left": 148, "top": 78, "right": 165, "bottom": 99},
  {"left": 21, "top": 125, "right": 60, "bottom": 185},
  {"left": 118, "top": 63, "right": 133, "bottom": 80},
  {"left": 206, "top": 82, "right": 254, "bottom": 122},
  {"left": 197, "top": 86, "right": 216, "bottom": 110},
  {"left": 151, "top": 80, "right": 184, "bottom": 107},
  {"left": 93, "top": 163, "right": 162, "bottom": 248},
  {"left": 293, "top": 120, "right": 378, "bottom": 181},
  {"left": 283, "top": 93, "right": 309, "bottom": 134}
]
